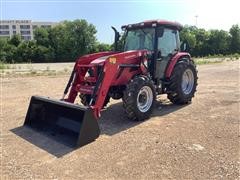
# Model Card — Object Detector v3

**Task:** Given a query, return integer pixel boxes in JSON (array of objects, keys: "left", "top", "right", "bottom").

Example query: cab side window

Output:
[{"left": 158, "top": 29, "right": 177, "bottom": 57}]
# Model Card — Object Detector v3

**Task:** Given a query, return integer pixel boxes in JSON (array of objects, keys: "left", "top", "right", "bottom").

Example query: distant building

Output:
[{"left": 0, "top": 20, "right": 57, "bottom": 40}]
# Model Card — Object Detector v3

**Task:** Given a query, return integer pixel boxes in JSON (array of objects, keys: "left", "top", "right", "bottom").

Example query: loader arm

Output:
[
  {"left": 64, "top": 51, "right": 117, "bottom": 103},
  {"left": 91, "top": 57, "right": 120, "bottom": 118},
  {"left": 64, "top": 55, "right": 120, "bottom": 119}
]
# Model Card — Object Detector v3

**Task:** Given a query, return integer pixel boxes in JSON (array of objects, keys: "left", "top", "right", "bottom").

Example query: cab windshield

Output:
[{"left": 124, "top": 28, "right": 155, "bottom": 51}]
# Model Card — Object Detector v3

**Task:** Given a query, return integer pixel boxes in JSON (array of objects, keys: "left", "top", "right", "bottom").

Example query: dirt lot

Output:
[{"left": 1, "top": 60, "right": 240, "bottom": 179}]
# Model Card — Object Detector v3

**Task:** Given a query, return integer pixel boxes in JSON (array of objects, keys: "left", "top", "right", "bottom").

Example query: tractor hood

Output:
[
  {"left": 90, "top": 55, "right": 113, "bottom": 65},
  {"left": 89, "top": 50, "right": 149, "bottom": 66}
]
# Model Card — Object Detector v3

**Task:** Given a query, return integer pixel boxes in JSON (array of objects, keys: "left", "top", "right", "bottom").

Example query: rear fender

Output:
[{"left": 165, "top": 52, "right": 192, "bottom": 78}]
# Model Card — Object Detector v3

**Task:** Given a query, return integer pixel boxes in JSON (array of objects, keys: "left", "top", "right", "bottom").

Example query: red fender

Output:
[{"left": 165, "top": 52, "right": 191, "bottom": 78}]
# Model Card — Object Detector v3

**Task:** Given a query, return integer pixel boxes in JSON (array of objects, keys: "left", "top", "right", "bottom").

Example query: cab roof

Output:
[{"left": 121, "top": 19, "right": 183, "bottom": 31}]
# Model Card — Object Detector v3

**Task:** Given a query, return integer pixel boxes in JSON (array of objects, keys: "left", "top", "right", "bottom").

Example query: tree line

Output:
[
  {"left": 180, "top": 25, "right": 240, "bottom": 57},
  {"left": 0, "top": 19, "right": 239, "bottom": 63},
  {"left": 0, "top": 19, "right": 111, "bottom": 63}
]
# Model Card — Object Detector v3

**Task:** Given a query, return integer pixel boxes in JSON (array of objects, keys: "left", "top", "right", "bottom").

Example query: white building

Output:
[{"left": 0, "top": 20, "right": 56, "bottom": 40}]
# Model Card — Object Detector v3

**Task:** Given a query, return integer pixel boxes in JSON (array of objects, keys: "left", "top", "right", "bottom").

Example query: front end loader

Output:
[{"left": 24, "top": 20, "right": 198, "bottom": 148}]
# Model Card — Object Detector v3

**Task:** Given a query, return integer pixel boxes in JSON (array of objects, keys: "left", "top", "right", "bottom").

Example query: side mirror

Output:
[{"left": 180, "top": 40, "right": 190, "bottom": 52}]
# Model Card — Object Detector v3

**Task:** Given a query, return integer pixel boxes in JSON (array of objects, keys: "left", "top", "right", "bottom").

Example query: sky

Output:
[{"left": 1, "top": 0, "right": 240, "bottom": 44}]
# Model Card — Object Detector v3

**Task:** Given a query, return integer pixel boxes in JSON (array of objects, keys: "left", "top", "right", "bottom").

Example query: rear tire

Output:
[
  {"left": 123, "top": 75, "right": 156, "bottom": 121},
  {"left": 167, "top": 60, "right": 197, "bottom": 104}
]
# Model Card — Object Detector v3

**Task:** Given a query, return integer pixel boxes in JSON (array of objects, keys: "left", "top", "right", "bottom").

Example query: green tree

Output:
[
  {"left": 0, "top": 38, "right": 7, "bottom": 61},
  {"left": 48, "top": 19, "right": 98, "bottom": 61},
  {"left": 180, "top": 26, "right": 197, "bottom": 55},
  {"left": 229, "top": 24, "right": 240, "bottom": 53},
  {"left": 0, "top": 38, "right": 18, "bottom": 62},
  {"left": 208, "top": 30, "right": 230, "bottom": 55},
  {"left": 32, "top": 45, "right": 55, "bottom": 63},
  {"left": 3, "top": 44, "right": 17, "bottom": 62},
  {"left": 34, "top": 27, "right": 50, "bottom": 47},
  {"left": 180, "top": 26, "right": 234, "bottom": 56},
  {"left": 8, "top": 34, "right": 21, "bottom": 47},
  {"left": 194, "top": 28, "right": 210, "bottom": 56},
  {"left": 92, "top": 42, "right": 111, "bottom": 52},
  {"left": 16, "top": 41, "right": 36, "bottom": 62},
  {"left": 49, "top": 24, "right": 69, "bottom": 61},
  {"left": 64, "top": 19, "right": 97, "bottom": 60}
]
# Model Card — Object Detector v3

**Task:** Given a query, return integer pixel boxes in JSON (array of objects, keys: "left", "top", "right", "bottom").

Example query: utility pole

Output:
[{"left": 195, "top": 15, "right": 198, "bottom": 27}]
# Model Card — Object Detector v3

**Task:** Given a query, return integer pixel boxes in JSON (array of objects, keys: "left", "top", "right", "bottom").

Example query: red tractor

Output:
[{"left": 24, "top": 20, "right": 197, "bottom": 147}]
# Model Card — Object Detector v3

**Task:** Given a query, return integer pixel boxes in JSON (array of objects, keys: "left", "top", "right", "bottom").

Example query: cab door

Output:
[{"left": 155, "top": 27, "right": 180, "bottom": 79}]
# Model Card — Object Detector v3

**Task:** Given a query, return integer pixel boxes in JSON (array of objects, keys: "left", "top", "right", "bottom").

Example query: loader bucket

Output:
[{"left": 24, "top": 96, "right": 100, "bottom": 148}]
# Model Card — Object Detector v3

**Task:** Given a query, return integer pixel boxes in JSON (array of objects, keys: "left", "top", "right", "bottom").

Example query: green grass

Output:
[
  {"left": 195, "top": 59, "right": 223, "bottom": 65},
  {"left": 30, "top": 70, "right": 37, "bottom": 75},
  {"left": 0, "top": 61, "right": 9, "bottom": 70},
  {"left": 194, "top": 55, "right": 240, "bottom": 65}
]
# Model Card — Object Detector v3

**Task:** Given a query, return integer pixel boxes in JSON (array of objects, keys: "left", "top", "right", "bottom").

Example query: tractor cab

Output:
[{"left": 121, "top": 20, "right": 183, "bottom": 80}]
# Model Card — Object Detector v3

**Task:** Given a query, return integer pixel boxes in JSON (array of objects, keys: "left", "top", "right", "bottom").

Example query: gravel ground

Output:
[{"left": 1, "top": 60, "right": 240, "bottom": 179}]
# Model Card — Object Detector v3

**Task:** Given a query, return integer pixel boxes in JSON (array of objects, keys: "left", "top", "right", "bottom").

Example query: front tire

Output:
[
  {"left": 123, "top": 76, "right": 156, "bottom": 121},
  {"left": 167, "top": 60, "right": 198, "bottom": 104},
  {"left": 79, "top": 94, "right": 110, "bottom": 107},
  {"left": 79, "top": 94, "right": 91, "bottom": 106}
]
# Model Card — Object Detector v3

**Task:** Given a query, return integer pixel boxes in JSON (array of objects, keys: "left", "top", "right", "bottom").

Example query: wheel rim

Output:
[
  {"left": 181, "top": 69, "right": 194, "bottom": 95},
  {"left": 137, "top": 86, "right": 153, "bottom": 113}
]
